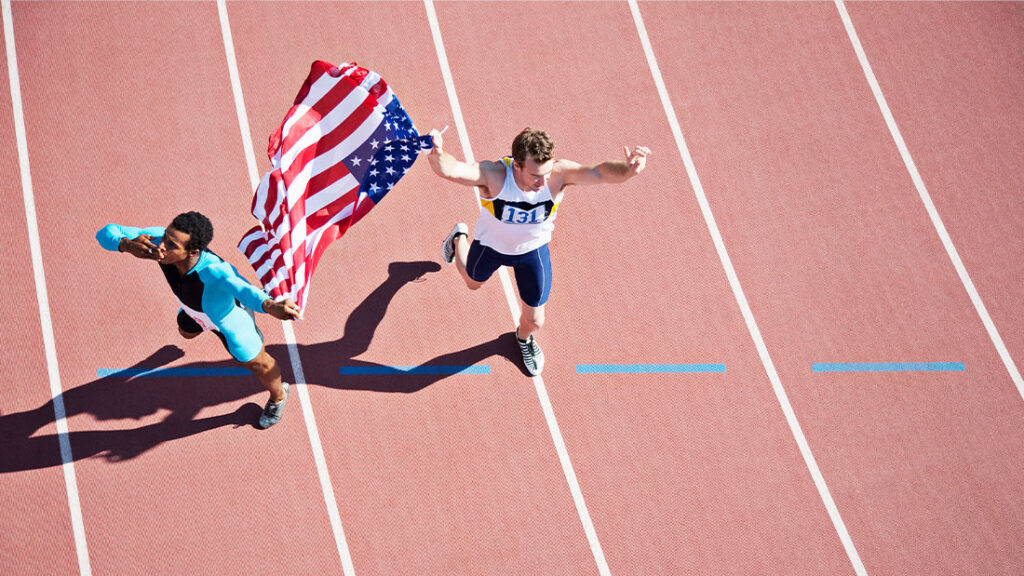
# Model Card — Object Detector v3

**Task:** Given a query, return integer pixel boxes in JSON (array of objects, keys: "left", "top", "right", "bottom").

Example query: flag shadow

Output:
[
  {"left": 0, "top": 261, "right": 521, "bottom": 473},
  {"left": 289, "top": 260, "right": 524, "bottom": 393}
]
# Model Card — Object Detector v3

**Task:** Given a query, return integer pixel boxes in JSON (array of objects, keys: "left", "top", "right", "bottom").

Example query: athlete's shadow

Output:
[{"left": 0, "top": 261, "right": 520, "bottom": 473}]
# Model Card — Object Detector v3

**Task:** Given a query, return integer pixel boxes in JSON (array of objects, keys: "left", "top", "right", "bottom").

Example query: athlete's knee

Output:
[
  {"left": 463, "top": 278, "right": 484, "bottom": 291},
  {"left": 178, "top": 328, "right": 201, "bottom": 340},
  {"left": 244, "top": 351, "right": 276, "bottom": 377},
  {"left": 521, "top": 307, "right": 545, "bottom": 330}
]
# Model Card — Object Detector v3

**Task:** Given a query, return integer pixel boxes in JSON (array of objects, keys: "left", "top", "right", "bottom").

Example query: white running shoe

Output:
[
  {"left": 441, "top": 223, "right": 468, "bottom": 264},
  {"left": 516, "top": 334, "right": 545, "bottom": 376}
]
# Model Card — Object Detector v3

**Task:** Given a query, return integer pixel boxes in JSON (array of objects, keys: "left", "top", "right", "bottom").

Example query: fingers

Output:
[
  {"left": 281, "top": 299, "right": 301, "bottom": 319},
  {"left": 137, "top": 235, "right": 161, "bottom": 258},
  {"left": 629, "top": 145, "right": 652, "bottom": 158},
  {"left": 429, "top": 128, "right": 444, "bottom": 151},
  {"left": 126, "top": 237, "right": 161, "bottom": 260},
  {"left": 623, "top": 145, "right": 651, "bottom": 161},
  {"left": 268, "top": 298, "right": 301, "bottom": 320},
  {"left": 623, "top": 145, "right": 650, "bottom": 175},
  {"left": 137, "top": 234, "right": 158, "bottom": 250},
  {"left": 626, "top": 145, "right": 651, "bottom": 172}
]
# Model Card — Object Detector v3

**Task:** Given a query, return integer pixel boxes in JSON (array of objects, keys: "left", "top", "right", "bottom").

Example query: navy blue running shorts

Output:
[{"left": 465, "top": 240, "right": 552, "bottom": 307}]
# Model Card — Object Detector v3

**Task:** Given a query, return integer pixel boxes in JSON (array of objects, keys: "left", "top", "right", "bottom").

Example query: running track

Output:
[{"left": 1, "top": 1, "right": 1022, "bottom": 574}]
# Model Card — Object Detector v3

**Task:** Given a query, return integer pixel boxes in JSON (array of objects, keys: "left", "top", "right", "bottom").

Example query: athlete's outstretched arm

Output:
[
  {"left": 561, "top": 145, "right": 651, "bottom": 186},
  {"left": 425, "top": 128, "right": 509, "bottom": 194},
  {"left": 425, "top": 128, "right": 486, "bottom": 186},
  {"left": 96, "top": 224, "right": 165, "bottom": 260},
  {"left": 205, "top": 263, "right": 299, "bottom": 320}
]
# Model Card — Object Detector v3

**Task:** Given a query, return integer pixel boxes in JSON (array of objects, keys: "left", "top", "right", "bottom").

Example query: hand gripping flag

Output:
[{"left": 238, "top": 61, "right": 433, "bottom": 313}]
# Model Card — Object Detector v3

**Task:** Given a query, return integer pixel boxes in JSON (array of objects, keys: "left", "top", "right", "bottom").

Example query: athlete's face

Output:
[
  {"left": 513, "top": 156, "right": 554, "bottom": 192},
  {"left": 157, "top": 226, "right": 196, "bottom": 265}
]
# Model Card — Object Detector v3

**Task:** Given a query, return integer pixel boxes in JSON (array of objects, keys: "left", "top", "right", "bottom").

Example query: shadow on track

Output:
[{"left": 0, "top": 261, "right": 522, "bottom": 473}]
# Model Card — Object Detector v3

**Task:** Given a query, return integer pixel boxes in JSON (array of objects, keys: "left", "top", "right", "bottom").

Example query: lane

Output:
[
  {"left": 13, "top": 2, "right": 338, "bottom": 573},
  {"left": 436, "top": 2, "right": 854, "bottom": 574},
  {"left": 641, "top": 2, "right": 1024, "bottom": 574},
  {"left": 229, "top": 2, "right": 598, "bottom": 573},
  {"left": 846, "top": 2, "right": 1024, "bottom": 389},
  {"left": 0, "top": 8, "right": 79, "bottom": 573}
]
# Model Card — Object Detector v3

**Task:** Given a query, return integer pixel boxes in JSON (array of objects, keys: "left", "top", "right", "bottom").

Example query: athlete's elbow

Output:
[{"left": 96, "top": 224, "right": 121, "bottom": 250}]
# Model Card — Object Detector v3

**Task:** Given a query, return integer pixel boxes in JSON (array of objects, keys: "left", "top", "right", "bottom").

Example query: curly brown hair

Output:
[{"left": 511, "top": 128, "right": 555, "bottom": 165}]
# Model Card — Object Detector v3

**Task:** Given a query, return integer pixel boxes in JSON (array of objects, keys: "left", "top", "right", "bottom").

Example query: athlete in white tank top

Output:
[
  {"left": 426, "top": 127, "right": 651, "bottom": 376},
  {"left": 474, "top": 157, "right": 564, "bottom": 255}
]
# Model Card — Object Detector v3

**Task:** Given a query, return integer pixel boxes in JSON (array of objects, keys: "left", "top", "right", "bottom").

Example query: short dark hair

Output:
[
  {"left": 170, "top": 211, "right": 214, "bottom": 252},
  {"left": 511, "top": 128, "right": 555, "bottom": 165}
]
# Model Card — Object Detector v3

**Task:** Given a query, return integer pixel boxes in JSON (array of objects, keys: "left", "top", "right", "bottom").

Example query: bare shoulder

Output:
[
  {"left": 477, "top": 159, "right": 507, "bottom": 198},
  {"left": 552, "top": 158, "right": 590, "bottom": 189},
  {"left": 479, "top": 158, "right": 507, "bottom": 176},
  {"left": 553, "top": 158, "right": 583, "bottom": 172}
]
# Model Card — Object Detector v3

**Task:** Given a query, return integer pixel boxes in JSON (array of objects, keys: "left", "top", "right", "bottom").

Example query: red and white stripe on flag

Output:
[{"left": 237, "top": 61, "right": 397, "bottom": 313}]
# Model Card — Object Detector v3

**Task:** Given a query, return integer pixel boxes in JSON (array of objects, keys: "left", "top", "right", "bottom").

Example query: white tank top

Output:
[{"left": 474, "top": 157, "right": 563, "bottom": 255}]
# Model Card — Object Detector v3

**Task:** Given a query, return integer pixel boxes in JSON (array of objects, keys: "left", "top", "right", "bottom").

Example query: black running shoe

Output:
[{"left": 258, "top": 383, "right": 290, "bottom": 429}]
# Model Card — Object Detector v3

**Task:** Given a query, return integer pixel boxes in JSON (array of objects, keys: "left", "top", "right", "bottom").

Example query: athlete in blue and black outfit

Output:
[
  {"left": 97, "top": 212, "right": 300, "bottom": 428},
  {"left": 427, "top": 128, "right": 650, "bottom": 376}
]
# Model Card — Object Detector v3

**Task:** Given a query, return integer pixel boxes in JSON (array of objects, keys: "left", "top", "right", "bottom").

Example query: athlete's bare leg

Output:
[
  {"left": 243, "top": 347, "right": 286, "bottom": 403},
  {"left": 454, "top": 234, "right": 484, "bottom": 291},
  {"left": 516, "top": 303, "right": 545, "bottom": 340}
]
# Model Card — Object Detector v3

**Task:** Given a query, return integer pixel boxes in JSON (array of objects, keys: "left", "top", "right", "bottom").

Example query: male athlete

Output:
[
  {"left": 97, "top": 212, "right": 300, "bottom": 428},
  {"left": 428, "top": 128, "right": 650, "bottom": 375}
]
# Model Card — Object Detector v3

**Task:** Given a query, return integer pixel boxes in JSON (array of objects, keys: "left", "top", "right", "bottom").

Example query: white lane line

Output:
[
  {"left": 423, "top": 1, "right": 611, "bottom": 574},
  {"left": 835, "top": 0, "right": 1023, "bottom": 402},
  {"left": 2, "top": 1, "right": 91, "bottom": 574},
  {"left": 216, "top": 2, "right": 355, "bottom": 574},
  {"left": 627, "top": 1, "right": 869, "bottom": 574}
]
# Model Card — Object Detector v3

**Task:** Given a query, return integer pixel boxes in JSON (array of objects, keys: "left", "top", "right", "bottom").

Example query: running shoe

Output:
[
  {"left": 258, "top": 382, "right": 290, "bottom": 429},
  {"left": 441, "top": 223, "right": 468, "bottom": 264},
  {"left": 517, "top": 334, "right": 545, "bottom": 376}
]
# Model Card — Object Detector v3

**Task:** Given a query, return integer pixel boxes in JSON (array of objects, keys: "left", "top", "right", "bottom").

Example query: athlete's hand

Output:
[
  {"left": 262, "top": 298, "right": 301, "bottom": 321},
  {"left": 428, "top": 128, "right": 444, "bottom": 154},
  {"left": 623, "top": 145, "right": 651, "bottom": 177},
  {"left": 119, "top": 235, "right": 162, "bottom": 260}
]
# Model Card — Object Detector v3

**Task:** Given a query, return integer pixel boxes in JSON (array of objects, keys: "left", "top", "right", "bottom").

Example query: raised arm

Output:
[
  {"left": 426, "top": 128, "right": 506, "bottom": 195},
  {"left": 560, "top": 145, "right": 651, "bottom": 187},
  {"left": 96, "top": 223, "right": 165, "bottom": 260}
]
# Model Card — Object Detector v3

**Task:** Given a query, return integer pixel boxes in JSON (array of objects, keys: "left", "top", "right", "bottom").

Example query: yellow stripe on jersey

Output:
[
  {"left": 480, "top": 198, "right": 497, "bottom": 217},
  {"left": 480, "top": 157, "right": 514, "bottom": 214}
]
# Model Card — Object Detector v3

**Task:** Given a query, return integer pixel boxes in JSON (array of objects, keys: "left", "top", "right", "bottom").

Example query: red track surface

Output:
[
  {"left": 2, "top": 1, "right": 1022, "bottom": 575},
  {"left": 0, "top": 11, "right": 79, "bottom": 573}
]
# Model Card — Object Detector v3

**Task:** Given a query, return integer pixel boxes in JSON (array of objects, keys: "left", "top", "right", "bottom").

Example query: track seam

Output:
[
  {"left": 216, "top": 2, "right": 356, "bottom": 574},
  {"left": 834, "top": 0, "right": 1024, "bottom": 402},
  {"left": 423, "top": 1, "right": 612, "bottom": 574},
  {"left": 2, "top": 0, "right": 92, "bottom": 573},
  {"left": 627, "top": 1, "right": 869, "bottom": 574}
]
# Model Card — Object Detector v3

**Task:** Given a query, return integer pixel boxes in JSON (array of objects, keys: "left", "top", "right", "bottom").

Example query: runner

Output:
[
  {"left": 427, "top": 128, "right": 650, "bottom": 375},
  {"left": 97, "top": 211, "right": 300, "bottom": 428}
]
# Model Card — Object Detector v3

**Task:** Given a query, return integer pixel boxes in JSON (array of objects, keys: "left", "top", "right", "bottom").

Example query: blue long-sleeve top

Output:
[{"left": 97, "top": 224, "right": 270, "bottom": 324}]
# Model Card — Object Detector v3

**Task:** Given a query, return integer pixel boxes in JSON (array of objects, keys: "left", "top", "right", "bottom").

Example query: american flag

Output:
[{"left": 238, "top": 61, "right": 432, "bottom": 313}]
